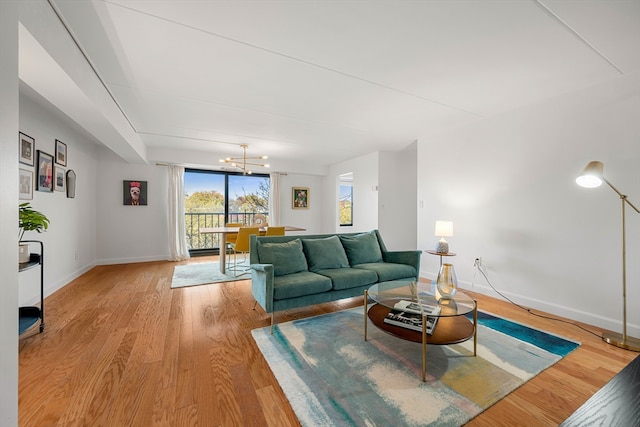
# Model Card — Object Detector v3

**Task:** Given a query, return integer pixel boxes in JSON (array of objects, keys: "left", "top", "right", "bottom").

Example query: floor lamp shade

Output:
[
  {"left": 576, "top": 161, "right": 640, "bottom": 352},
  {"left": 576, "top": 161, "right": 604, "bottom": 188}
]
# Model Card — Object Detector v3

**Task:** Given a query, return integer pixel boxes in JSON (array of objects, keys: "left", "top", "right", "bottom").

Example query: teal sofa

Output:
[{"left": 249, "top": 230, "right": 421, "bottom": 326}]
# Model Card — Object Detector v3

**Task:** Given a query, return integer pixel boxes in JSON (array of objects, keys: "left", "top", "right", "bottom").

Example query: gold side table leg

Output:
[
  {"left": 473, "top": 300, "right": 478, "bottom": 356},
  {"left": 422, "top": 314, "right": 427, "bottom": 382},
  {"left": 364, "top": 290, "right": 368, "bottom": 341}
]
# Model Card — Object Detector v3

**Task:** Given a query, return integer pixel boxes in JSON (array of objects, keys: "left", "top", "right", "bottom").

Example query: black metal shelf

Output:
[{"left": 19, "top": 240, "right": 45, "bottom": 335}]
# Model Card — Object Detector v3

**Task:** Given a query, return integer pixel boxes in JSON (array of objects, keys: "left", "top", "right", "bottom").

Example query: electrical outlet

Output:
[{"left": 474, "top": 257, "right": 482, "bottom": 267}]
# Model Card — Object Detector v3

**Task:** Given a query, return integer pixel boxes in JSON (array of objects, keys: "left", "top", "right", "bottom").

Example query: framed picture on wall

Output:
[
  {"left": 36, "top": 150, "right": 54, "bottom": 192},
  {"left": 19, "top": 168, "right": 33, "bottom": 200},
  {"left": 55, "top": 139, "right": 67, "bottom": 166},
  {"left": 54, "top": 166, "right": 66, "bottom": 192},
  {"left": 19, "top": 132, "right": 35, "bottom": 166},
  {"left": 123, "top": 180, "right": 148, "bottom": 206},
  {"left": 292, "top": 187, "right": 309, "bottom": 209}
]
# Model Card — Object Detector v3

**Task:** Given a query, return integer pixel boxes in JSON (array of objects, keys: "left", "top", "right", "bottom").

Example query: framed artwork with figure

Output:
[
  {"left": 123, "top": 180, "right": 148, "bottom": 206},
  {"left": 292, "top": 187, "right": 309, "bottom": 209},
  {"left": 37, "top": 150, "right": 54, "bottom": 192}
]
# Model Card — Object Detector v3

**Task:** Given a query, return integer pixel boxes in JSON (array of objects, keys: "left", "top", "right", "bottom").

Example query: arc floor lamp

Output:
[{"left": 576, "top": 161, "right": 640, "bottom": 351}]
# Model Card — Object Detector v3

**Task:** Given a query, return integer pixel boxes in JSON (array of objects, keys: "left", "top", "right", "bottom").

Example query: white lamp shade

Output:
[
  {"left": 576, "top": 161, "right": 604, "bottom": 188},
  {"left": 434, "top": 220, "right": 453, "bottom": 237}
]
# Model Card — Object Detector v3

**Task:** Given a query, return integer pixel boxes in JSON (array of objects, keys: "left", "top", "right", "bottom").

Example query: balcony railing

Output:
[{"left": 186, "top": 212, "right": 267, "bottom": 250}]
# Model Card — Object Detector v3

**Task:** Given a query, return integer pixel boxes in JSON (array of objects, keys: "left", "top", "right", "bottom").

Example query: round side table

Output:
[{"left": 425, "top": 250, "right": 456, "bottom": 265}]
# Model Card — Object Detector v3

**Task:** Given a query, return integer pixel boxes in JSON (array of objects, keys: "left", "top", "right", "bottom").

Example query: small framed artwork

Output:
[
  {"left": 66, "top": 170, "right": 76, "bottom": 198},
  {"left": 19, "top": 168, "right": 33, "bottom": 200},
  {"left": 54, "top": 166, "right": 66, "bottom": 192},
  {"left": 36, "top": 150, "right": 54, "bottom": 192},
  {"left": 55, "top": 139, "right": 67, "bottom": 166},
  {"left": 19, "top": 132, "right": 35, "bottom": 166},
  {"left": 292, "top": 187, "right": 309, "bottom": 209},
  {"left": 123, "top": 180, "right": 148, "bottom": 206}
]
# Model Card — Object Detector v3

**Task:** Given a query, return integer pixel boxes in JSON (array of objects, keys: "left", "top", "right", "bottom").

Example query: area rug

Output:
[
  {"left": 170, "top": 260, "right": 250, "bottom": 288},
  {"left": 252, "top": 307, "right": 580, "bottom": 426}
]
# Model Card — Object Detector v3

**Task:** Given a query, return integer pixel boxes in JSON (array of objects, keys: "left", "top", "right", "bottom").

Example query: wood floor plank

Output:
[
  {"left": 256, "top": 385, "right": 299, "bottom": 427},
  {"left": 18, "top": 257, "right": 639, "bottom": 426}
]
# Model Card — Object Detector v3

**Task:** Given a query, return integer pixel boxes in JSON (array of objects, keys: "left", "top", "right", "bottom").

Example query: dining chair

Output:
[
  {"left": 264, "top": 226, "right": 285, "bottom": 236},
  {"left": 229, "top": 227, "right": 260, "bottom": 276},
  {"left": 225, "top": 222, "right": 242, "bottom": 268}
]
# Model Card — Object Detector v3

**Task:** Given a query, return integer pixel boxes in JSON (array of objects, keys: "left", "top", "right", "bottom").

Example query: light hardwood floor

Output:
[{"left": 19, "top": 257, "right": 638, "bottom": 426}]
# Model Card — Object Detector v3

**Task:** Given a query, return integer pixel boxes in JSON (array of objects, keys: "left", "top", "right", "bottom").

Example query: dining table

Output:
[{"left": 198, "top": 225, "right": 306, "bottom": 274}]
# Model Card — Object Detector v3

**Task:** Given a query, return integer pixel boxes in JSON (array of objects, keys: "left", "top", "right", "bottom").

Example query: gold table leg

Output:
[
  {"left": 364, "top": 290, "right": 368, "bottom": 341},
  {"left": 473, "top": 300, "right": 478, "bottom": 356},
  {"left": 422, "top": 314, "right": 427, "bottom": 382}
]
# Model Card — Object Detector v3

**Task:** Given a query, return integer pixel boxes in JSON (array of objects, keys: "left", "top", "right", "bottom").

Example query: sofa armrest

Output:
[
  {"left": 250, "top": 263, "right": 275, "bottom": 313},
  {"left": 383, "top": 250, "right": 421, "bottom": 273}
]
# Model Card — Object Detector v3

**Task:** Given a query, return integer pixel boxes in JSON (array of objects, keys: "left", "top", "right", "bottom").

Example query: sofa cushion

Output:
[
  {"left": 339, "top": 231, "right": 383, "bottom": 265},
  {"left": 353, "top": 262, "right": 417, "bottom": 282},
  {"left": 273, "top": 271, "right": 333, "bottom": 300},
  {"left": 314, "top": 267, "right": 378, "bottom": 291},
  {"left": 257, "top": 239, "right": 308, "bottom": 276},
  {"left": 302, "top": 236, "right": 349, "bottom": 272}
]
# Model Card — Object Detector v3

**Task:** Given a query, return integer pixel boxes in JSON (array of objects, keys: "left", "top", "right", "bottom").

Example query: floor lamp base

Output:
[{"left": 602, "top": 332, "right": 640, "bottom": 352}]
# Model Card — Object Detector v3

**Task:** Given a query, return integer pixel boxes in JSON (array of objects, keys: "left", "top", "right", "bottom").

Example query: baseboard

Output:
[
  {"left": 20, "top": 262, "right": 96, "bottom": 307},
  {"left": 95, "top": 254, "right": 170, "bottom": 265},
  {"left": 419, "top": 273, "right": 640, "bottom": 339}
]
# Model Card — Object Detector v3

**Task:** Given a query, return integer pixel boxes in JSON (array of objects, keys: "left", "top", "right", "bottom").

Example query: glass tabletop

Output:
[{"left": 367, "top": 281, "right": 476, "bottom": 317}]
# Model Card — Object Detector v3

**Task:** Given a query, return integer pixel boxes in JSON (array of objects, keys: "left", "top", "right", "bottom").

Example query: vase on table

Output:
[{"left": 436, "top": 263, "right": 458, "bottom": 299}]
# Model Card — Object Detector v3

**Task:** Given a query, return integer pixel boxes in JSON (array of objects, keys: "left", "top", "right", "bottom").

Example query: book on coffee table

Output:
[
  {"left": 383, "top": 300, "right": 441, "bottom": 334},
  {"left": 393, "top": 299, "right": 441, "bottom": 316}
]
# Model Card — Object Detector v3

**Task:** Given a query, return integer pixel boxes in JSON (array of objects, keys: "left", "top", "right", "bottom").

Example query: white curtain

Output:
[
  {"left": 168, "top": 165, "right": 190, "bottom": 261},
  {"left": 269, "top": 172, "right": 281, "bottom": 225}
]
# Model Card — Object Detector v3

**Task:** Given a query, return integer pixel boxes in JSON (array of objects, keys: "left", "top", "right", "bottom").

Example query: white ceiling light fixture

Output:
[{"left": 219, "top": 144, "right": 269, "bottom": 175}]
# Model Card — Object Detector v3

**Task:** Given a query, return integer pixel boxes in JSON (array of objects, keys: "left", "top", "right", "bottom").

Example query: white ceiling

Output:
[{"left": 25, "top": 0, "right": 640, "bottom": 173}]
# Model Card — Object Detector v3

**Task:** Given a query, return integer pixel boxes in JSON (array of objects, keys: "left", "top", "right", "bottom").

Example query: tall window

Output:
[
  {"left": 184, "top": 169, "right": 269, "bottom": 253},
  {"left": 339, "top": 173, "right": 353, "bottom": 226}
]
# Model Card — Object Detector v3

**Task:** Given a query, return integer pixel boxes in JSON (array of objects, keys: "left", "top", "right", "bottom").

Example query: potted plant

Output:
[{"left": 19, "top": 202, "right": 50, "bottom": 263}]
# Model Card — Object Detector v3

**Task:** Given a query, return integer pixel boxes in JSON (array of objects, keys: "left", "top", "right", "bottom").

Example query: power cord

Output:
[{"left": 474, "top": 265, "right": 601, "bottom": 339}]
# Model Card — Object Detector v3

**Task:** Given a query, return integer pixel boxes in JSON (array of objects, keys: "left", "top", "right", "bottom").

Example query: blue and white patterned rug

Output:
[
  {"left": 252, "top": 307, "right": 579, "bottom": 426},
  {"left": 170, "top": 260, "right": 249, "bottom": 288}
]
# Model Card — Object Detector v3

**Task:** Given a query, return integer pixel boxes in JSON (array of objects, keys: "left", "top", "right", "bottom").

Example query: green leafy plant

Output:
[{"left": 19, "top": 202, "right": 50, "bottom": 241}]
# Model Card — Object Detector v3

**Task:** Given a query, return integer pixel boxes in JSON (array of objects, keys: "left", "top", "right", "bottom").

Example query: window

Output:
[
  {"left": 339, "top": 173, "right": 353, "bottom": 226},
  {"left": 184, "top": 169, "right": 269, "bottom": 253}
]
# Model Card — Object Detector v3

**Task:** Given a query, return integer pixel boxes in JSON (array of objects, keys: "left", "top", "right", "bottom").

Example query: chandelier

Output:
[{"left": 219, "top": 144, "right": 269, "bottom": 175}]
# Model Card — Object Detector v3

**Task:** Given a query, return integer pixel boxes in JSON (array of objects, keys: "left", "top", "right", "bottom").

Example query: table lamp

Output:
[
  {"left": 434, "top": 220, "right": 453, "bottom": 254},
  {"left": 576, "top": 160, "right": 640, "bottom": 352}
]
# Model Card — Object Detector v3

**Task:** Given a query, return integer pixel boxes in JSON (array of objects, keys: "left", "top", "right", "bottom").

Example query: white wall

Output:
[
  {"left": 378, "top": 143, "right": 418, "bottom": 251},
  {"left": 18, "top": 89, "right": 99, "bottom": 305},
  {"left": 95, "top": 148, "right": 170, "bottom": 264},
  {"left": 322, "top": 149, "right": 419, "bottom": 250},
  {"left": 0, "top": 2, "right": 19, "bottom": 425},
  {"left": 417, "top": 73, "right": 640, "bottom": 336},
  {"left": 276, "top": 173, "right": 324, "bottom": 235},
  {"left": 326, "top": 152, "right": 380, "bottom": 233}
]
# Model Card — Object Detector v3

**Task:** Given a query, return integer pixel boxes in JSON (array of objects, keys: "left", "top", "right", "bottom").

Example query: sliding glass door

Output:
[{"left": 184, "top": 169, "right": 269, "bottom": 254}]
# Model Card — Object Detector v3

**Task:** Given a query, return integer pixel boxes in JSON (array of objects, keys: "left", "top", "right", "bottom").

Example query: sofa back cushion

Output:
[
  {"left": 257, "top": 239, "right": 308, "bottom": 276},
  {"left": 340, "top": 231, "right": 383, "bottom": 265},
  {"left": 302, "top": 236, "right": 350, "bottom": 272}
]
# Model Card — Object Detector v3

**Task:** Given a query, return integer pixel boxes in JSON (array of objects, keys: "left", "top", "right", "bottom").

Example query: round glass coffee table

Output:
[{"left": 364, "top": 280, "right": 477, "bottom": 381}]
